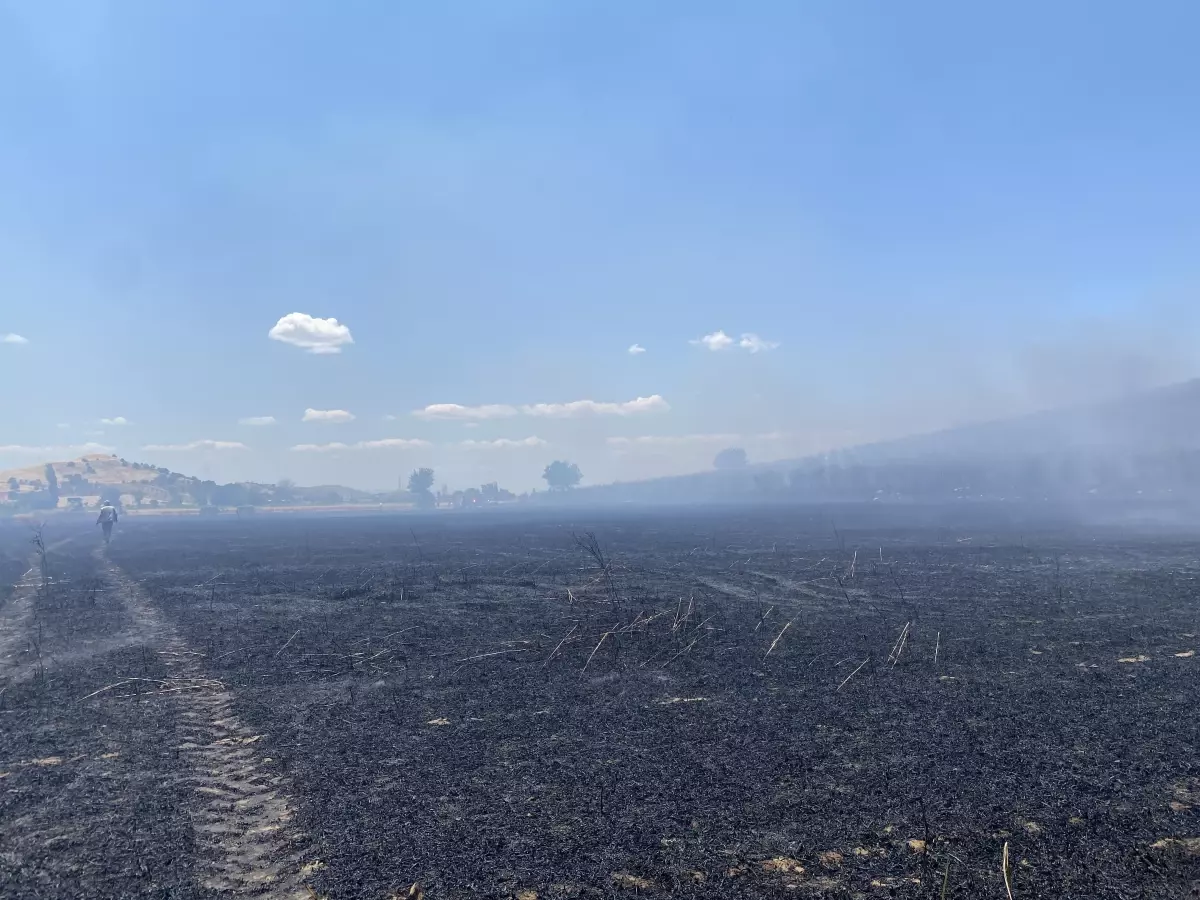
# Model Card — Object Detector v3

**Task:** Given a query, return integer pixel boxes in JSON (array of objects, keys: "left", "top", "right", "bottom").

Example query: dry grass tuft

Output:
[
  {"left": 1150, "top": 837, "right": 1200, "bottom": 856},
  {"left": 761, "top": 856, "right": 805, "bottom": 875},
  {"left": 818, "top": 850, "right": 843, "bottom": 869},
  {"left": 610, "top": 872, "right": 656, "bottom": 890}
]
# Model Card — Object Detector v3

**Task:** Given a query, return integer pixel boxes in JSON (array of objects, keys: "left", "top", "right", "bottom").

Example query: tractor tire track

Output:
[
  {"left": 98, "top": 552, "right": 318, "bottom": 898},
  {"left": 0, "top": 564, "right": 39, "bottom": 680}
]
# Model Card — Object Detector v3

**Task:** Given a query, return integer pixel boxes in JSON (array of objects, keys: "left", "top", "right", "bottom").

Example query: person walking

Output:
[{"left": 97, "top": 501, "right": 119, "bottom": 545}]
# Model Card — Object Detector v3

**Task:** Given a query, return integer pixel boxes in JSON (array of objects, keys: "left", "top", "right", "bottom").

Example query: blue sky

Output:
[{"left": 2, "top": 1, "right": 1199, "bottom": 490}]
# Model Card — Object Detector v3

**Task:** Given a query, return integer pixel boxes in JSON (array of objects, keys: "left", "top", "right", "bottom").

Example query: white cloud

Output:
[
  {"left": 1, "top": 333, "right": 29, "bottom": 345},
  {"left": 238, "top": 416, "right": 277, "bottom": 426},
  {"left": 691, "top": 330, "right": 734, "bottom": 351},
  {"left": 690, "top": 330, "right": 779, "bottom": 353},
  {"left": 739, "top": 333, "right": 779, "bottom": 353},
  {"left": 522, "top": 395, "right": 669, "bottom": 417},
  {"left": 268, "top": 313, "right": 354, "bottom": 354},
  {"left": 291, "top": 438, "right": 430, "bottom": 452},
  {"left": 100, "top": 416, "right": 129, "bottom": 426},
  {"left": 56, "top": 423, "right": 70, "bottom": 430},
  {"left": 413, "top": 395, "right": 669, "bottom": 420},
  {"left": 302, "top": 408, "right": 355, "bottom": 423},
  {"left": 628, "top": 343, "right": 647, "bottom": 355},
  {"left": 143, "top": 440, "right": 248, "bottom": 452},
  {"left": 0, "top": 442, "right": 114, "bottom": 456},
  {"left": 607, "top": 433, "right": 739, "bottom": 447},
  {"left": 413, "top": 403, "right": 519, "bottom": 420},
  {"left": 357, "top": 438, "right": 431, "bottom": 449},
  {"left": 459, "top": 436, "right": 547, "bottom": 449},
  {"left": 608, "top": 432, "right": 787, "bottom": 449}
]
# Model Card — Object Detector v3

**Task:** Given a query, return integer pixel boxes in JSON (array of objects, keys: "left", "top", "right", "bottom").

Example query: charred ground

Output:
[{"left": 1, "top": 507, "right": 1199, "bottom": 899}]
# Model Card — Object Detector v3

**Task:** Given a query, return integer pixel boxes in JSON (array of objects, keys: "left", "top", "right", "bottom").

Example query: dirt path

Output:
[{"left": 98, "top": 553, "right": 318, "bottom": 899}]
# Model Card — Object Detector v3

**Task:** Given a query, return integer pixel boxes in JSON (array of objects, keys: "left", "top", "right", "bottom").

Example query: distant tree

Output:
[
  {"left": 275, "top": 478, "right": 295, "bottom": 503},
  {"left": 6, "top": 477, "right": 17, "bottom": 492},
  {"left": 481, "top": 482, "right": 500, "bottom": 501},
  {"left": 212, "top": 482, "right": 251, "bottom": 507},
  {"left": 44, "top": 464, "right": 59, "bottom": 504},
  {"left": 408, "top": 467, "right": 435, "bottom": 494},
  {"left": 714, "top": 447, "right": 748, "bottom": 470},
  {"left": 542, "top": 460, "right": 583, "bottom": 491}
]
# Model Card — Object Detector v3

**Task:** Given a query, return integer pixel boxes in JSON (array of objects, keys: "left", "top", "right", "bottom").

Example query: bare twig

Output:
[{"left": 1002, "top": 842, "right": 1014, "bottom": 900}]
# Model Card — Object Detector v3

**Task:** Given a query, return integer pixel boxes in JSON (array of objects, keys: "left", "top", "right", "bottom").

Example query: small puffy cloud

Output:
[
  {"left": 143, "top": 440, "right": 248, "bottom": 452},
  {"left": 291, "top": 438, "right": 430, "bottom": 452},
  {"left": 691, "top": 330, "right": 734, "bottom": 351},
  {"left": 739, "top": 333, "right": 779, "bottom": 353},
  {"left": 459, "top": 436, "right": 547, "bottom": 450},
  {"left": 413, "top": 403, "right": 519, "bottom": 421},
  {"left": 100, "top": 416, "right": 129, "bottom": 426},
  {"left": 238, "top": 416, "right": 277, "bottom": 426},
  {"left": 1, "top": 333, "right": 29, "bottom": 345},
  {"left": 56, "top": 423, "right": 70, "bottom": 430},
  {"left": 522, "top": 395, "right": 669, "bottom": 417},
  {"left": 268, "top": 313, "right": 354, "bottom": 354},
  {"left": 628, "top": 343, "right": 647, "bottom": 355},
  {"left": 302, "top": 408, "right": 355, "bottom": 423}
]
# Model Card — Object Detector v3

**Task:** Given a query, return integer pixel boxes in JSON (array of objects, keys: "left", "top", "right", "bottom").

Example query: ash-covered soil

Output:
[{"left": 2, "top": 508, "right": 1199, "bottom": 899}]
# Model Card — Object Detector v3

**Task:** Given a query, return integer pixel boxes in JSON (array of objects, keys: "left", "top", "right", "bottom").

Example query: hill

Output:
[
  {"left": 575, "top": 379, "right": 1200, "bottom": 505},
  {"left": 0, "top": 454, "right": 373, "bottom": 513}
]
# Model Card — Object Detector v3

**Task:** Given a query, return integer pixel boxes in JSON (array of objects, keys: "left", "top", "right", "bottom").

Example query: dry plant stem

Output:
[
  {"left": 581, "top": 627, "right": 615, "bottom": 673},
  {"left": 662, "top": 631, "right": 709, "bottom": 667},
  {"left": 543, "top": 624, "right": 578, "bottom": 667},
  {"left": 1002, "top": 842, "right": 1014, "bottom": 900},
  {"left": 934, "top": 630, "right": 941, "bottom": 666},
  {"left": 837, "top": 656, "right": 871, "bottom": 692},
  {"left": 887, "top": 621, "right": 911, "bottom": 667},
  {"left": 754, "top": 605, "right": 775, "bottom": 633},
  {"left": 274, "top": 628, "right": 302, "bottom": 658},
  {"left": 765, "top": 618, "right": 795, "bottom": 657}
]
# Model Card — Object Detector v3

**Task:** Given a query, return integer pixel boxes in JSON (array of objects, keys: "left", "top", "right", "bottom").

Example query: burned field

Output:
[{"left": 2, "top": 508, "right": 1200, "bottom": 899}]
